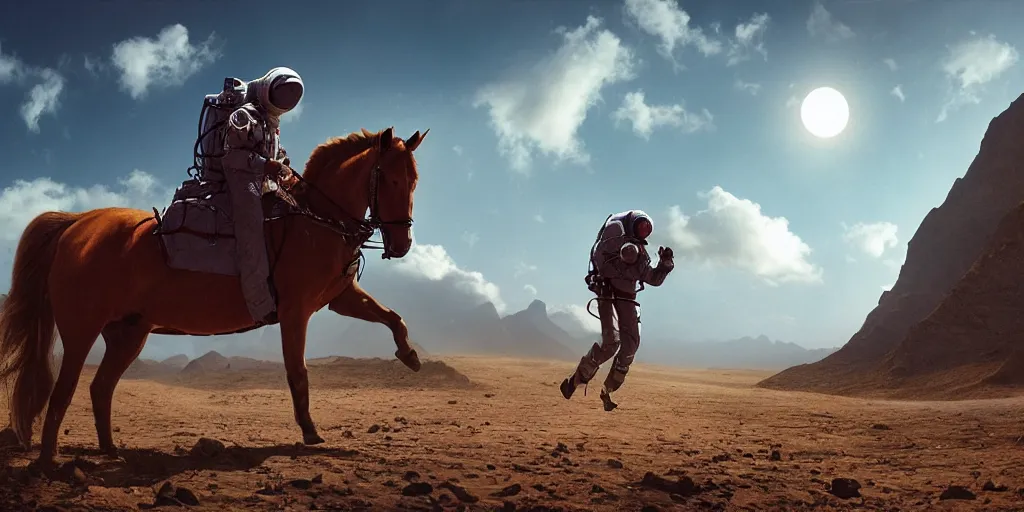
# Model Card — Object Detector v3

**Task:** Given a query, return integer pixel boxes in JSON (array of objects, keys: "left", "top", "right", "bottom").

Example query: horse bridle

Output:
[{"left": 291, "top": 146, "right": 414, "bottom": 259}]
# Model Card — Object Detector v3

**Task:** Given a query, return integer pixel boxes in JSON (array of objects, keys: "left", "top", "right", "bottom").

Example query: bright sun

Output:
[{"left": 800, "top": 87, "right": 850, "bottom": 138}]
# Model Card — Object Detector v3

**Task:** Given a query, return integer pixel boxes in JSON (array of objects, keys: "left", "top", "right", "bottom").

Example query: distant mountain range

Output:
[{"left": 316, "top": 298, "right": 836, "bottom": 370}]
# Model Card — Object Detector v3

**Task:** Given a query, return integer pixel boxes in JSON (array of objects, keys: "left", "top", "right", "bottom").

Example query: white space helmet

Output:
[{"left": 248, "top": 67, "right": 304, "bottom": 118}]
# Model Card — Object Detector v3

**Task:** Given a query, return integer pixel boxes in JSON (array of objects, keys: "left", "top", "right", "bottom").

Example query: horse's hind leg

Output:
[
  {"left": 91, "top": 318, "right": 150, "bottom": 457},
  {"left": 37, "top": 324, "right": 102, "bottom": 467},
  {"left": 279, "top": 314, "right": 324, "bottom": 445},
  {"left": 328, "top": 282, "right": 421, "bottom": 372}
]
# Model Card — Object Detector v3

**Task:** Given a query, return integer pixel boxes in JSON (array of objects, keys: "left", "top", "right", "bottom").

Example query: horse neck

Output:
[{"left": 305, "top": 149, "right": 374, "bottom": 223}]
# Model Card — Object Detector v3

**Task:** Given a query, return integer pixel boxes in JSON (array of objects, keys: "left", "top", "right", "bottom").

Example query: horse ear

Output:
[
  {"left": 406, "top": 131, "right": 421, "bottom": 152},
  {"left": 379, "top": 127, "right": 394, "bottom": 153},
  {"left": 406, "top": 129, "right": 429, "bottom": 152}
]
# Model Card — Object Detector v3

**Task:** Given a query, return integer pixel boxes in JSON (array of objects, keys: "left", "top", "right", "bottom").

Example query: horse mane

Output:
[{"left": 302, "top": 128, "right": 382, "bottom": 181}]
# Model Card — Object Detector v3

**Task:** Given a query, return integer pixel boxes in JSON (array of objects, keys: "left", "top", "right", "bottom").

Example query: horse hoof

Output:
[
  {"left": 101, "top": 446, "right": 120, "bottom": 459},
  {"left": 303, "top": 432, "right": 326, "bottom": 445},
  {"left": 396, "top": 348, "right": 421, "bottom": 372},
  {"left": 27, "top": 457, "right": 54, "bottom": 477}
]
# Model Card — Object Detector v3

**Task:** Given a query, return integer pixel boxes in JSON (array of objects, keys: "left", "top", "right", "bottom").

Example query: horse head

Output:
[
  {"left": 371, "top": 127, "right": 427, "bottom": 258},
  {"left": 300, "top": 126, "right": 428, "bottom": 259}
]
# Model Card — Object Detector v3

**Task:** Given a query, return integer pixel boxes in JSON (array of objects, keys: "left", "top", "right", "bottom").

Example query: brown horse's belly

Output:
[{"left": 52, "top": 208, "right": 264, "bottom": 335}]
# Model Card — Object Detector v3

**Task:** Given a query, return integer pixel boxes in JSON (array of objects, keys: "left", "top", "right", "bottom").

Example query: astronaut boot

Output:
[
  {"left": 599, "top": 387, "right": 618, "bottom": 411},
  {"left": 560, "top": 373, "right": 581, "bottom": 400}
]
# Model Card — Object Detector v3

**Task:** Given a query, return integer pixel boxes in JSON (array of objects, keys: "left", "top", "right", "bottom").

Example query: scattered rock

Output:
[
  {"left": 711, "top": 454, "right": 731, "bottom": 463},
  {"left": 742, "top": 453, "right": 753, "bottom": 459},
  {"left": 290, "top": 478, "right": 312, "bottom": 490},
  {"left": 607, "top": 459, "right": 623, "bottom": 469},
  {"left": 555, "top": 442, "right": 569, "bottom": 453},
  {"left": 770, "top": 450, "right": 782, "bottom": 461},
  {"left": 439, "top": 482, "right": 479, "bottom": 503},
  {"left": 493, "top": 483, "right": 522, "bottom": 497},
  {"left": 189, "top": 437, "right": 225, "bottom": 457},
  {"left": 448, "top": 400, "right": 458, "bottom": 405},
  {"left": 403, "top": 471, "right": 421, "bottom": 482},
  {"left": 311, "top": 474, "right": 323, "bottom": 484},
  {"left": 829, "top": 478, "right": 862, "bottom": 499},
  {"left": 983, "top": 480, "right": 1008, "bottom": 492},
  {"left": 367, "top": 424, "right": 381, "bottom": 434},
  {"left": 341, "top": 430, "right": 354, "bottom": 438},
  {"left": 871, "top": 423, "right": 891, "bottom": 430},
  {"left": 174, "top": 487, "right": 200, "bottom": 506},
  {"left": 401, "top": 481, "right": 433, "bottom": 496},
  {"left": 591, "top": 484, "right": 606, "bottom": 494},
  {"left": 486, "top": 464, "right": 496, "bottom": 471},
  {"left": 940, "top": 485, "right": 976, "bottom": 500},
  {"left": 639, "top": 472, "right": 699, "bottom": 497}
]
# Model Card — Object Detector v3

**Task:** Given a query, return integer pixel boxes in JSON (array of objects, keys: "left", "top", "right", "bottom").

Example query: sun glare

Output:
[{"left": 800, "top": 87, "right": 850, "bottom": 138}]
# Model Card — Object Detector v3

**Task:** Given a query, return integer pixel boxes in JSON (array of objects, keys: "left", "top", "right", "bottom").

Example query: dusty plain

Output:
[{"left": 1, "top": 354, "right": 1023, "bottom": 511}]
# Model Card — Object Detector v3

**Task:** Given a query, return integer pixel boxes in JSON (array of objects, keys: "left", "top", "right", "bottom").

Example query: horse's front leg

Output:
[
  {"left": 279, "top": 313, "right": 324, "bottom": 445},
  {"left": 327, "top": 281, "right": 421, "bottom": 372}
]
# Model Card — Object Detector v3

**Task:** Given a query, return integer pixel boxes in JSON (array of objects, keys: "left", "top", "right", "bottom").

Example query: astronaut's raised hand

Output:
[{"left": 658, "top": 246, "right": 675, "bottom": 268}]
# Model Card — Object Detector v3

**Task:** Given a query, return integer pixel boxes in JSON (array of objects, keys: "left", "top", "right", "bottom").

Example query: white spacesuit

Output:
[
  {"left": 194, "top": 67, "right": 304, "bottom": 325},
  {"left": 560, "top": 210, "right": 675, "bottom": 411}
]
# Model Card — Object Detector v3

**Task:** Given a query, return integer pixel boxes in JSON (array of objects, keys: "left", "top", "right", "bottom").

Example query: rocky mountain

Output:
[{"left": 760, "top": 93, "right": 1024, "bottom": 396}]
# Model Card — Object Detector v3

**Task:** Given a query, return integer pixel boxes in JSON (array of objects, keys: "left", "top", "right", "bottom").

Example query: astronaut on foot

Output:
[{"left": 560, "top": 210, "right": 675, "bottom": 411}]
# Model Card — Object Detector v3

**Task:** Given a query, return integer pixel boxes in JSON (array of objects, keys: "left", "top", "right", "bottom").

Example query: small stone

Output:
[
  {"left": 190, "top": 437, "right": 225, "bottom": 457},
  {"left": 829, "top": 478, "right": 862, "bottom": 499},
  {"left": 290, "top": 478, "right": 312, "bottom": 490},
  {"left": 401, "top": 481, "right": 433, "bottom": 496},
  {"left": 439, "top": 482, "right": 479, "bottom": 503},
  {"left": 448, "top": 400, "right": 458, "bottom": 405},
  {"left": 607, "top": 459, "right": 623, "bottom": 469},
  {"left": 174, "top": 487, "right": 200, "bottom": 506},
  {"left": 367, "top": 424, "right": 381, "bottom": 434},
  {"left": 871, "top": 423, "right": 891, "bottom": 430},
  {"left": 492, "top": 483, "right": 522, "bottom": 497},
  {"left": 311, "top": 474, "right": 323, "bottom": 484},
  {"left": 940, "top": 485, "right": 976, "bottom": 500},
  {"left": 983, "top": 480, "right": 1008, "bottom": 492},
  {"left": 770, "top": 450, "right": 782, "bottom": 461}
]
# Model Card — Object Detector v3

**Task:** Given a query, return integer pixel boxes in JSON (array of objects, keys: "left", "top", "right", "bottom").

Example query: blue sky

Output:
[{"left": 0, "top": 0, "right": 1022, "bottom": 351}]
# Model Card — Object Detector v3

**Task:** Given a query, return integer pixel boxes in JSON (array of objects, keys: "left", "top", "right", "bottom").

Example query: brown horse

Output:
[{"left": 0, "top": 126, "right": 427, "bottom": 468}]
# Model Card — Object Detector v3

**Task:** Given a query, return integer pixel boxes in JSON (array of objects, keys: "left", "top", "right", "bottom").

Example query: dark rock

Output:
[
  {"left": 940, "top": 485, "right": 976, "bottom": 500},
  {"left": 871, "top": 423, "right": 891, "bottom": 430},
  {"left": 401, "top": 481, "right": 433, "bottom": 496},
  {"left": 607, "top": 459, "right": 623, "bottom": 469},
  {"left": 189, "top": 437, "right": 225, "bottom": 457},
  {"left": 174, "top": 487, "right": 200, "bottom": 506},
  {"left": 983, "top": 480, "right": 1008, "bottom": 492},
  {"left": 829, "top": 478, "right": 862, "bottom": 499},
  {"left": 439, "top": 482, "right": 479, "bottom": 503},
  {"left": 639, "top": 472, "right": 699, "bottom": 497},
  {"left": 493, "top": 483, "right": 522, "bottom": 497},
  {"left": 769, "top": 450, "right": 782, "bottom": 461},
  {"left": 367, "top": 424, "right": 381, "bottom": 434},
  {"left": 290, "top": 478, "right": 312, "bottom": 490}
]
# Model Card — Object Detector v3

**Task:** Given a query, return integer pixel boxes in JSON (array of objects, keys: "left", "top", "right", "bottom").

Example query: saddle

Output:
[{"left": 152, "top": 177, "right": 298, "bottom": 277}]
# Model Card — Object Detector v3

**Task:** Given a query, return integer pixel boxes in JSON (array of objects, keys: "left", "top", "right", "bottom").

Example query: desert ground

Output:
[{"left": 1, "top": 355, "right": 1023, "bottom": 511}]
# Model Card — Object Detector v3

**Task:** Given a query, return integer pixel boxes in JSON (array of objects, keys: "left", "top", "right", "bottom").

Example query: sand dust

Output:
[{"left": 2, "top": 355, "right": 1023, "bottom": 511}]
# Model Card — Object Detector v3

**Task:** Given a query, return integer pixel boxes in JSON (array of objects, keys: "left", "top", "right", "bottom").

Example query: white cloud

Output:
[
  {"left": 883, "top": 58, "right": 898, "bottom": 71},
  {"left": 624, "top": 0, "right": 722, "bottom": 60},
  {"left": 111, "top": 24, "right": 219, "bottom": 100},
  {"left": 661, "top": 186, "right": 822, "bottom": 285},
  {"left": 552, "top": 304, "right": 601, "bottom": 334},
  {"left": 612, "top": 90, "right": 713, "bottom": 139},
  {"left": 734, "top": 80, "right": 761, "bottom": 96},
  {"left": 524, "top": 284, "right": 538, "bottom": 296},
  {"left": 785, "top": 95, "right": 799, "bottom": 108},
  {"left": 0, "top": 170, "right": 169, "bottom": 242},
  {"left": 473, "top": 16, "right": 634, "bottom": 173},
  {"left": 727, "top": 13, "right": 770, "bottom": 66},
  {"left": 936, "top": 34, "right": 1019, "bottom": 122},
  {"left": 807, "top": 3, "right": 854, "bottom": 42},
  {"left": 890, "top": 85, "right": 905, "bottom": 102},
  {"left": 0, "top": 44, "right": 22, "bottom": 84},
  {"left": 461, "top": 231, "right": 479, "bottom": 248},
  {"left": 20, "top": 69, "right": 65, "bottom": 133},
  {"left": 514, "top": 261, "right": 537, "bottom": 278},
  {"left": 0, "top": 44, "right": 66, "bottom": 132},
  {"left": 391, "top": 244, "right": 506, "bottom": 313},
  {"left": 452, "top": 145, "right": 464, "bottom": 156},
  {"left": 533, "top": 214, "right": 545, "bottom": 223},
  {"left": 842, "top": 221, "right": 898, "bottom": 258},
  {"left": 279, "top": 101, "right": 303, "bottom": 125}
]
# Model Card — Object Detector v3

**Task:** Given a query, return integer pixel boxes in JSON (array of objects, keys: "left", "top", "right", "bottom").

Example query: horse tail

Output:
[{"left": 0, "top": 211, "right": 80, "bottom": 447}]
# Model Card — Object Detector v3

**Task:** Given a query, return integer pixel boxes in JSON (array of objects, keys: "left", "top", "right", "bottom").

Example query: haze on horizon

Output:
[{"left": 0, "top": 0, "right": 1021, "bottom": 362}]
